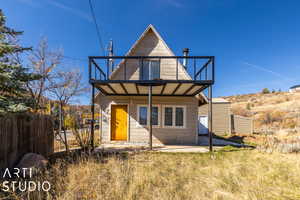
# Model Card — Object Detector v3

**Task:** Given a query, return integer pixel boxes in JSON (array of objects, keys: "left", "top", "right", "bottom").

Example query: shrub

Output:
[
  {"left": 258, "top": 111, "right": 285, "bottom": 127},
  {"left": 271, "top": 111, "right": 285, "bottom": 122},
  {"left": 283, "top": 119, "right": 297, "bottom": 129},
  {"left": 275, "top": 99, "right": 283, "bottom": 104},
  {"left": 262, "top": 88, "right": 270, "bottom": 94},
  {"left": 246, "top": 103, "right": 251, "bottom": 110},
  {"left": 259, "top": 112, "right": 272, "bottom": 125}
]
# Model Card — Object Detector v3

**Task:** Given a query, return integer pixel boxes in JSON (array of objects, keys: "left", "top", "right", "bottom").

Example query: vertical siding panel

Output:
[
  {"left": 99, "top": 96, "right": 198, "bottom": 145},
  {"left": 0, "top": 114, "right": 54, "bottom": 170},
  {"left": 110, "top": 29, "right": 190, "bottom": 81}
]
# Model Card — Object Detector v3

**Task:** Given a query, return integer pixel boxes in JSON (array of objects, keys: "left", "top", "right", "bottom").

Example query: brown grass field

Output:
[
  {"left": 225, "top": 91, "right": 300, "bottom": 133},
  {"left": 2, "top": 92, "right": 300, "bottom": 199},
  {"left": 2, "top": 148, "right": 300, "bottom": 200}
]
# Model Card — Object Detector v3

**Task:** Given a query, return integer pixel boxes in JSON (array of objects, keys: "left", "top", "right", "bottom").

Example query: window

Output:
[
  {"left": 140, "top": 60, "right": 160, "bottom": 80},
  {"left": 152, "top": 107, "right": 159, "bottom": 125},
  {"left": 139, "top": 106, "right": 147, "bottom": 125},
  {"left": 163, "top": 106, "right": 186, "bottom": 128},
  {"left": 137, "top": 105, "right": 159, "bottom": 126},
  {"left": 175, "top": 107, "right": 184, "bottom": 126},
  {"left": 164, "top": 107, "right": 173, "bottom": 126}
]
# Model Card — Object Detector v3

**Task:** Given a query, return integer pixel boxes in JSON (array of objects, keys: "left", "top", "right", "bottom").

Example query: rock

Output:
[{"left": 16, "top": 153, "right": 48, "bottom": 176}]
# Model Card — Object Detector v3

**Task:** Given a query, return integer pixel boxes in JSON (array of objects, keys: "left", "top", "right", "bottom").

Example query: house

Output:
[
  {"left": 89, "top": 25, "right": 215, "bottom": 148},
  {"left": 289, "top": 85, "right": 300, "bottom": 93},
  {"left": 199, "top": 98, "right": 231, "bottom": 135},
  {"left": 199, "top": 98, "right": 253, "bottom": 135}
]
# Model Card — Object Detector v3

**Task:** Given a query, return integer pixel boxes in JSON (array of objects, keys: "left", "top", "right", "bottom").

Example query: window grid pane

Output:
[
  {"left": 175, "top": 107, "right": 184, "bottom": 126},
  {"left": 152, "top": 107, "right": 158, "bottom": 125},
  {"left": 141, "top": 60, "right": 160, "bottom": 80},
  {"left": 139, "top": 107, "right": 147, "bottom": 125},
  {"left": 164, "top": 107, "right": 173, "bottom": 126},
  {"left": 150, "top": 61, "right": 160, "bottom": 80},
  {"left": 141, "top": 61, "right": 150, "bottom": 80},
  {"left": 139, "top": 106, "right": 159, "bottom": 126}
]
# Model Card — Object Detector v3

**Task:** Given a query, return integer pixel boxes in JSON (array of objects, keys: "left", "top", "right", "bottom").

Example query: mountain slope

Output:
[{"left": 223, "top": 91, "right": 300, "bottom": 134}]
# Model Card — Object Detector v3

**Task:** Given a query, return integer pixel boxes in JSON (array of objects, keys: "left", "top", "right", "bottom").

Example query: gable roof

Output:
[
  {"left": 125, "top": 24, "right": 176, "bottom": 57},
  {"left": 95, "top": 25, "right": 207, "bottom": 102},
  {"left": 110, "top": 24, "right": 191, "bottom": 79}
]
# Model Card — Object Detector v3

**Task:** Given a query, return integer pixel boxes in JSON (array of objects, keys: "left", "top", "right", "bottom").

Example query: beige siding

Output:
[
  {"left": 98, "top": 95, "right": 198, "bottom": 145},
  {"left": 231, "top": 115, "right": 253, "bottom": 134},
  {"left": 95, "top": 25, "right": 203, "bottom": 145},
  {"left": 198, "top": 103, "right": 231, "bottom": 135},
  {"left": 110, "top": 29, "right": 190, "bottom": 81}
]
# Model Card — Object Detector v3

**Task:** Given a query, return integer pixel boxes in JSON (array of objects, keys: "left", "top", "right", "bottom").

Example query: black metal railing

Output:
[{"left": 88, "top": 56, "right": 214, "bottom": 84}]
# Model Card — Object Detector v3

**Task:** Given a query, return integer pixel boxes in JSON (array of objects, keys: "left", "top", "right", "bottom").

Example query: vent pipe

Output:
[
  {"left": 108, "top": 39, "right": 114, "bottom": 73},
  {"left": 182, "top": 48, "right": 189, "bottom": 69}
]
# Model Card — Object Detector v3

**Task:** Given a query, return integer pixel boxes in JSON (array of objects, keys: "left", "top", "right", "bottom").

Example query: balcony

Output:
[{"left": 88, "top": 56, "right": 215, "bottom": 96}]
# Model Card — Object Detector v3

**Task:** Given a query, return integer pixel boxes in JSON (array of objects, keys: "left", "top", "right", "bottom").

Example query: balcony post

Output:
[
  {"left": 176, "top": 58, "right": 178, "bottom": 80},
  {"left": 106, "top": 58, "right": 109, "bottom": 80},
  {"left": 124, "top": 59, "right": 126, "bottom": 80},
  {"left": 91, "top": 83, "right": 95, "bottom": 151},
  {"left": 148, "top": 85, "right": 153, "bottom": 150},
  {"left": 208, "top": 85, "right": 213, "bottom": 152},
  {"left": 88, "top": 58, "right": 91, "bottom": 81},
  {"left": 193, "top": 58, "right": 196, "bottom": 80},
  {"left": 212, "top": 56, "right": 215, "bottom": 83}
]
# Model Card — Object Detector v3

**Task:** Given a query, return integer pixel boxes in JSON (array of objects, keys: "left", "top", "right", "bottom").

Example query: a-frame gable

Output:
[
  {"left": 126, "top": 24, "right": 176, "bottom": 57},
  {"left": 110, "top": 25, "right": 191, "bottom": 80}
]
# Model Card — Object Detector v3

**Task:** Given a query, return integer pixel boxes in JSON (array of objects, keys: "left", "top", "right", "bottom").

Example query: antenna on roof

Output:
[{"left": 107, "top": 39, "right": 114, "bottom": 73}]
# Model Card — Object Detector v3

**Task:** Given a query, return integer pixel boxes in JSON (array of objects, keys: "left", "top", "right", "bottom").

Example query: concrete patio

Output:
[{"left": 95, "top": 136, "right": 244, "bottom": 153}]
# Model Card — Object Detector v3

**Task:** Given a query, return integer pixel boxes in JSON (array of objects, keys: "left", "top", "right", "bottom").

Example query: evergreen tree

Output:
[{"left": 0, "top": 9, "right": 40, "bottom": 113}]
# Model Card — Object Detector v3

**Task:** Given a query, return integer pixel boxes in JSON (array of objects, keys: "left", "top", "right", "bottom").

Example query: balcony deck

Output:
[
  {"left": 88, "top": 55, "right": 215, "bottom": 151},
  {"left": 89, "top": 56, "right": 215, "bottom": 96}
]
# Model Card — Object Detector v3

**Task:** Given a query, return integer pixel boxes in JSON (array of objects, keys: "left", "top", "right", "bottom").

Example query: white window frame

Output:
[
  {"left": 162, "top": 105, "right": 186, "bottom": 128},
  {"left": 136, "top": 105, "right": 160, "bottom": 128},
  {"left": 140, "top": 59, "right": 160, "bottom": 80}
]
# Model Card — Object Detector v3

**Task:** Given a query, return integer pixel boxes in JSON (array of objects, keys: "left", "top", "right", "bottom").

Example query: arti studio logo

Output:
[{"left": 1, "top": 168, "right": 51, "bottom": 192}]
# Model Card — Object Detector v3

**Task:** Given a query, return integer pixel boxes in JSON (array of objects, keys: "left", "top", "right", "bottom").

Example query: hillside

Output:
[{"left": 223, "top": 91, "right": 300, "bottom": 134}]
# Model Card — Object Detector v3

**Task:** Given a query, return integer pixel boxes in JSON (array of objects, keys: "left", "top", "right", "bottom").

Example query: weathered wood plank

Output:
[{"left": 0, "top": 114, "right": 54, "bottom": 170}]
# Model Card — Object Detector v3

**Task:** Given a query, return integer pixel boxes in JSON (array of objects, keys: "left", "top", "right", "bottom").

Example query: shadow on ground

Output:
[{"left": 198, "top": 135, "right": 255, "bottom": 148}]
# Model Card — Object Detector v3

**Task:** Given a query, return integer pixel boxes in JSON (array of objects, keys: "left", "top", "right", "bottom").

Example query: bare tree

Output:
[
  {"left": 67, "top": 107, "right": 91, "bottom": 150},
  {"left": 26, "top": 37, "right": 63, "bottom": 111},
  {"left": 49, "top": 69, "right": 89, "bottom": 152}
]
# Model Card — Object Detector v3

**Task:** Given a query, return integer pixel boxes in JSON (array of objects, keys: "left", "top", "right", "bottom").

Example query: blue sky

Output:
[{"left": 2, "top": 0, "right": 300, "bottom": 104}]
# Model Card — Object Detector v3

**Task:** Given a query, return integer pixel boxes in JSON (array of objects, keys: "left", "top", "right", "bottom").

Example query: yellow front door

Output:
[{"left": 111, "top": 105, "right": 128, "bottom": 141}]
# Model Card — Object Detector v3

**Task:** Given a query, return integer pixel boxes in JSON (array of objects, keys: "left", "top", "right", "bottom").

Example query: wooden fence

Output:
[
  {"left": 0, "top": 114, "right": 54, "bottom": 170},
  {"left": 231, "top": 114, "right": 253, "bottom": 134}
]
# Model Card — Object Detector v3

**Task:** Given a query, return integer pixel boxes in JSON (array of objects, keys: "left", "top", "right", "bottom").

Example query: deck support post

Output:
[
  {"left": 208, "top": 85, "right": 213, "bottom": 152},
  {"left": 148, "top": 85, "right": 153, "bottom": 150},
  {"left": 91, "top": 83, "right": 95, "bottom": 151}
]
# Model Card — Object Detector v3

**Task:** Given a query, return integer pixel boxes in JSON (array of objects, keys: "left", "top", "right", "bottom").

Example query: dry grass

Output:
[
  {"left": 54, "top": 130, "right": 100, "bottom": 152},
  {"left": 257, "top": 134, "right": 300, "bottom": 153},
  {"left": 225, "top": 91, "right": 300, "bottom": 132},
  {"left": 3, "top": 150, "right": 300, "bottom": 200}
]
